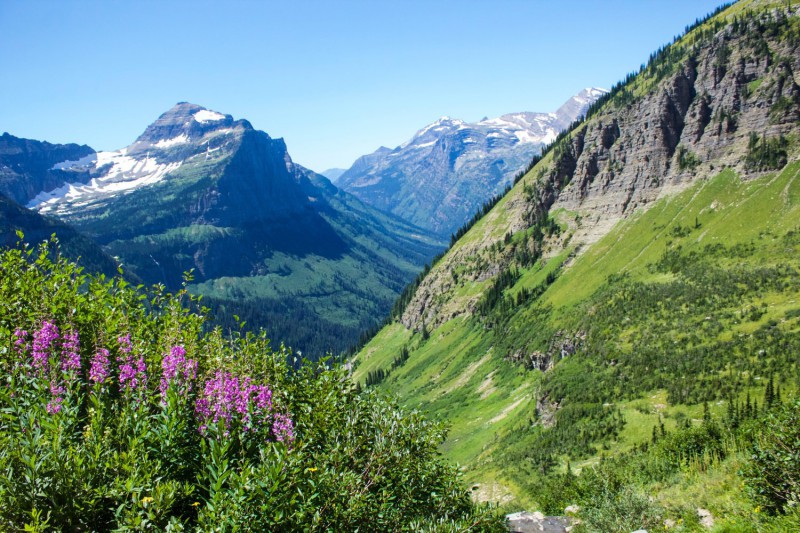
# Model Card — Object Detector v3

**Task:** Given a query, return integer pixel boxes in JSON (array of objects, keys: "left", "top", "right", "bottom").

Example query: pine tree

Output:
[
  {"left": 765, "top": 374, "right": 775, "bottom": 408},
  {"left": 746, "top": 391, "right": 753, "bottom": 419}
]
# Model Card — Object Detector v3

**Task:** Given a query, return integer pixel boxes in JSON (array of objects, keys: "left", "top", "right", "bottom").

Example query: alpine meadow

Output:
[{"left": 2, "top": 0, "right": 800, "bottom": 531}]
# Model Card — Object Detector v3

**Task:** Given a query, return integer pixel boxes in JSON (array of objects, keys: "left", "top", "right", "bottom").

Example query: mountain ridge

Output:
[{"left": 336, "top": 88, "right": 607, "bottom": 236}]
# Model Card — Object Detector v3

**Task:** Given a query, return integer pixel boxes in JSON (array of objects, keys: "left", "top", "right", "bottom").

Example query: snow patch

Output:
[
  {"left": 411, "top": 140, "right": 437, "bottom": 149},
  {"left": 50, "top": 153, "right": 98, "bottom": 171},
  {"left": 154, "top": 133, "right": 189, "bottom": 148},
  {"left": 29, "top": 150, "right": 182, "bottom": 214},
  {"left": 193, "top": 109, "right": 226, "bottom": 123}
]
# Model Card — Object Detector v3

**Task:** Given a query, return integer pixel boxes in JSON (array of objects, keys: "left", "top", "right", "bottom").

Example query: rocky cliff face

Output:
[
  {"left": 0, "top": 133, "right": 95, "bottom": 205},
  {"left": 400, "top": 6, "right": 800, "bottom": 332},
  {"left": 337, "top": 89, "right": 606, "bottom": 237}
]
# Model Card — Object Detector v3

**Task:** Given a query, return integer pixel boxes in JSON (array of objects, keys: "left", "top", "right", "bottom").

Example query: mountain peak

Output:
[
  {"left": 130, "top": 103, "right": 242, "bottom": 150},
  {"left": 553, "top": 87, "right": 608, "bottom": 125}
]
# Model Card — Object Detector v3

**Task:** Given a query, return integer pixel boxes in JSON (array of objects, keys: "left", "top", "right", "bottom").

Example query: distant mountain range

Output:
[
  {"left": 3, "top": 104, "right": 444, "bottom": 355},
  {"left": 320, "top": 168, "right": 347, "bottom": 182},
  {"left": 336, "top": 88, "right": 606, "bottom": 236}
]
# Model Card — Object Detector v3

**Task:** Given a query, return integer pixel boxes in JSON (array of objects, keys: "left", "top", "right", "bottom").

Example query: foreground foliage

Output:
[{"left": 0, "top": 238, "right": 503, "bottom": 531}]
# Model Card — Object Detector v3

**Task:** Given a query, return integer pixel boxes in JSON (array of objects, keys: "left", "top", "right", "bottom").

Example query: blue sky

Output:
[{"left": 1, "top": 0, "right": 728, "bottom": 172}]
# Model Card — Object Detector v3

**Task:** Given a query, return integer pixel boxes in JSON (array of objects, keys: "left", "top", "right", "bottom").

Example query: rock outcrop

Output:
[{"left": 0, "top": 133, "right": 95, "bottom": 205}]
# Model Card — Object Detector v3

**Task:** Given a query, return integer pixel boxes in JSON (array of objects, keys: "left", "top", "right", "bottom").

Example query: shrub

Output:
[
  {"left": 741, "top": 399, "right": 800, "bottom": 513},
  {"left": 0, "top": 238, "right": 504, "bottom": 531}
]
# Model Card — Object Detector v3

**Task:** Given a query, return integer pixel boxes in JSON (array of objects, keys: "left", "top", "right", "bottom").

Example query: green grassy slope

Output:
[
  {"left": 354, "top": 0, "right": 800, "bottom": 522},
  {"left": 355, "top": 163, "right": 800, "bottom": 511}
]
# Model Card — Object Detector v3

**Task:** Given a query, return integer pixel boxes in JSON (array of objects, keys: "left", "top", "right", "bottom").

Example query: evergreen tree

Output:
[{"left": 765, "top": 374, "right": 775, "bottom": 408}]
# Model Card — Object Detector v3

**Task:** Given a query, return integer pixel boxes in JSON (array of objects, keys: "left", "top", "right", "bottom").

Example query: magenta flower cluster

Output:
[
  {"left": 271, "top": 412, "right": 295, "bottom": 443},
  {"left": 195, "top": 370, "right": 290, "bottom": 441},
  {"left": 13, "top": 329, "right": 28, "bottom": 357},
  {"left": 19, "top": 321, "right": 82, "bottom": 412},
  {"left": 160, "top": 345, "right": 197, "bottom": 401},
  {"left": 46, "top": 382, "right": 65, "bottom": 414},
  {"left": 117, "top": 334, "right": 146, "bottom": 393},
  {"left": 89, "top": 348, "right": 111, "bottom": 385},
  {"left": 10, "top": 323, "right": 295, "bottom": 444},
  {"left": 61, "top": 330, "right": 81, "bottom": 373},
  {"left": 31, "top": 320, "right": 59, "bottom": 375}
]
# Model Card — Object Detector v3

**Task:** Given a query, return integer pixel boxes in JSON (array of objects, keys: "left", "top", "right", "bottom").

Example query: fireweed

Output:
[
  {"left": 117, "top": 333, "right": 146, "bottom": 393},
  {"left": 194, "top": 369, "right": 291, "bottom": 442},
  {"left": 160, "top": 345, "right": 197, "bottom": 402},
  {"left": 9, "top": 323, "right": 294, "bottom": 441},
  {"left": 88, "top": 348, "right": 111, "bottom": 386}
]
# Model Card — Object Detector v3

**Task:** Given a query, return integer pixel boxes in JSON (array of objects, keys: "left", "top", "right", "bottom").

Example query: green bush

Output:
[
  {"left": 0, "top": 239, "right": 504, "bottom": 531},
  {"left": 572, "top": 483, "right": 663, "bottom": 533},
  {"left": 742, "top": 399, "right": 800, "bottom": 513}
]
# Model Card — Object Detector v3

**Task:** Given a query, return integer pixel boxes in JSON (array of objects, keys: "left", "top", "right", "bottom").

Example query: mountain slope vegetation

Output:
[
  {"left": 0, "top": 239, "right": 504, "bottom": 531},
  {"left": 354, "top": 1, "right": 800, "bottom": 527}
]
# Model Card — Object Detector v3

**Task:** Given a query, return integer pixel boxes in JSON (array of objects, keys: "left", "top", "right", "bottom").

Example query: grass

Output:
[{"left": 545, "top": 163, "right": 800, "bottom": 310}]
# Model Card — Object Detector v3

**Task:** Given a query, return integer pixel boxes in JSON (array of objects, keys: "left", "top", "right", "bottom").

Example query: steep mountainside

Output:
[
  {"left": 337, "top": 89, "right": 606, "bottom": 237},
  {"left": 0, "top": 133, "right": 94, "bottom": 206},
  {"left": 354, "top": 0, "right": 800, "bottom": 517},
  {"left": 0, "top": 134, "right": 123, "bottom": 277},
  {"left": 0, "top": 196, "right": 123, "bottom": 278},
  {"left": 22, "top": 104, "right": 444, "bottom": 355}
]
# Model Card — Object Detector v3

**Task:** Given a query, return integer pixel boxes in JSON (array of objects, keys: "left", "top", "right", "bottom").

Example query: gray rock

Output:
[{"left": 506, "top": 511, "right": 571, "bottom": 533}]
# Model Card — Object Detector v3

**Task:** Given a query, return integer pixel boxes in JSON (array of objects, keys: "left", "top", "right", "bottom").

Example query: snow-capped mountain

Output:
[
  {"left": 28, "top": 104, "right": 252, "bottom": 217},
  {"left": 13, "top": 103, "right": 444, "bottom": 355},
  {"left": 337, "top": 88, "right": 607, "bottom": 236}
]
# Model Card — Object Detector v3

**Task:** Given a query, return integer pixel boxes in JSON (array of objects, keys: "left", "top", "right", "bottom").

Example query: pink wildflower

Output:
[
  {"left": 118, "top": 334, "right": 132, "bottom": 354},
  {"left": 60, "top": 329, "right": 80, "bottom": 373},
  {"left": 195, "top": 370, "right": 278, "bottom": 437},
  {"left": 32, "top": 320, "right": 59, "bottom": 375},
  {"left": 160, "top": 345, "right": 197, "bottom": 401},
  {"left": 47, "top": 381, "right": 65, "bottom": 415},
  {"left": 12, "top": 329, "right": 28, "bottom": 356},
  {"left": 272, "top": 413, "right": 295, "bottom": 443},
  {"left": 89, "top": 348, "right": 110, "bottom": 385}
]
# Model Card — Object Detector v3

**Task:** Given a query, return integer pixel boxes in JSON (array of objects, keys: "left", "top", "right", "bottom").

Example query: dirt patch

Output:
[
  {"left": 443, "top": 352, "right": 492, "bottom": 395},
  {"left": 489, "top": 395, "right": 530, "bottom": 424},
  {"left": 477, "top": 370, "right": 497, "bottom": 399}
]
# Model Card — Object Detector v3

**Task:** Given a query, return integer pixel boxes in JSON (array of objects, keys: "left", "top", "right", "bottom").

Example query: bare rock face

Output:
[
  {"left": 400, "top": 8, "right": 800, "bottom": 333},
  {"left": 553, "top": 21, "right": 800, "bottom": 248},
  {"left": 0, "top": 133, "right": 95, "bottom": 205},
  {"left": 506, "top": 511, "right": 570, "bottom": 533}
]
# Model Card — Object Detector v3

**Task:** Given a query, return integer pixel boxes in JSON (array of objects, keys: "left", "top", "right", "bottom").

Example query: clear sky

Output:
[{"left": 1, "top": 0, "right": 729, "bottom": 173}]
